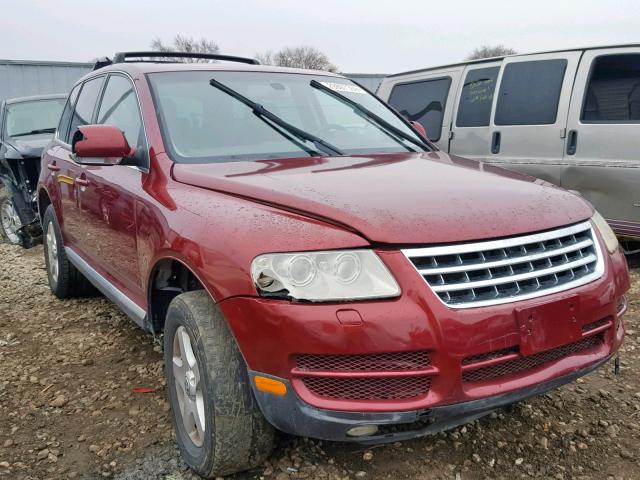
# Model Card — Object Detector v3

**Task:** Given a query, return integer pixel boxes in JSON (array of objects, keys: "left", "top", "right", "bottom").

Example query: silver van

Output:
[{"left": 378, "top": 44, "right": 640, "bottom": 253}]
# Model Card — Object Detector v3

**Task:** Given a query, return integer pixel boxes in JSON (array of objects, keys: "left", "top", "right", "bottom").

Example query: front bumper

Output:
[{"left": 249, "top": 355, "right": 611, "bottom": 443}]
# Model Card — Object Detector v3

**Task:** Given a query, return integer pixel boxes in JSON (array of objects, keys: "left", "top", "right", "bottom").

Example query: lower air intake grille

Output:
[
  {"left": 403, "top": 221, "right": 604, "bottom": 308},
  {"left": 296, "top": 351, "right": 430, "bottom": 372},
  {"left": 302, "top": 376, "right": 431, "bottom": 401},
  {"left": 462, "top": 334, "right": 604, "bottom": 383}
]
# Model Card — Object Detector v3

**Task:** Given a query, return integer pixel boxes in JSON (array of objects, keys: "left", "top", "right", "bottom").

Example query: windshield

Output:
[
  {"left": 148, "top": 71, "right": 427, "bottom": 163},
  {"left": 4, "top": 98, "right": 66, "bottom": 138}
]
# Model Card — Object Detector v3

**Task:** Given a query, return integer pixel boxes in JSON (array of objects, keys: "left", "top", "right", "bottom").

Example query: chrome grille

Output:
[{"left": 403, "top": 221, "right": 604, "bottom": 308}]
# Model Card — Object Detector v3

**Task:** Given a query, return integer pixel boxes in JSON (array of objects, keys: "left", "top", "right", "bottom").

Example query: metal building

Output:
[
  {"left": 0, "top": 59, "right": 92, "bottom": 104},
  {"left": 343, "top": 73, "right": 387, "bottom": 93}
]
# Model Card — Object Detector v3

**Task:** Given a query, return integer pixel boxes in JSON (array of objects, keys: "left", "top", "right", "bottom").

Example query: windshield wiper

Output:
[
  {"left": 209, "top": 78, "right": 343, "bottom": 157},
  {"left": 310, "top": 80, "right": 431, "bottom": 152},
  {"left": 11, "top": 127, "right": 56, "bottom": 137}
]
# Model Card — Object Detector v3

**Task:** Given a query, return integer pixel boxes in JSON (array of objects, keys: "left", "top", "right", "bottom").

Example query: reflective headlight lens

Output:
[
  {"left": 591, "top": 210, "right": 619, "bottom": 253},
  {"left": 251, "top": 250, "right": 400, "bottom": 301}
]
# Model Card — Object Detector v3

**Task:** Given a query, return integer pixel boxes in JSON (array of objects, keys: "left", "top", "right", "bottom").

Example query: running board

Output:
[{"left": 65, "top": 247, "right": 147, "bottom": 329}]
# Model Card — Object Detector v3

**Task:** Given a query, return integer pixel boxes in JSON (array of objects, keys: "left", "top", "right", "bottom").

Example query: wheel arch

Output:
[{"left": 146, "top": 255, "right": 219, "bottom": 333}]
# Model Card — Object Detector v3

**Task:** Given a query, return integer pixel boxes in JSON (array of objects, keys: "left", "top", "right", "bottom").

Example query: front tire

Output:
[
  {"left": 164, "top": 290, "right": 274, "bottom": 478},
  {"left": 0, "top": 196, "right": 23, "bottom": 246}
]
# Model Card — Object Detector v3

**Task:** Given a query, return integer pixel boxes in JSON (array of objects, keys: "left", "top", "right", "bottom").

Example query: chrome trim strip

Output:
[
  {"left": 430, "top": 254, "right": 597, "bottom": 292},
  {"left": 402, "top": 221, "right": 592, "bottom": 258},
  {"left": 417, "top": 238, "right": 593, "bottom": 275},
  {"left": 65, "top": 247, "right": 147, "bottom": 327},
  {"left": 402, "top": 222, "right": 605, "bottom": 309}
]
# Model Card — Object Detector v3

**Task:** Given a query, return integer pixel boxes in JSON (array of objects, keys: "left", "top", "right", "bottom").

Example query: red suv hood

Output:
[{"left": 171, "top": 152, "right": 593, "bottom": 244}]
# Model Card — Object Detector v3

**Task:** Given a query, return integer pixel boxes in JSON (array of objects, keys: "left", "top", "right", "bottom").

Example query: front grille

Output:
[
  {"left": 296, "top": 351, "right": 430, "bottom": 372},
  {"left": 302, "top": 376, "right": 431, "bottom": 400},
  {"left": 403, "top": 221, "right": 604, "bottom": 308},
  {"left": 461, "top": 346, "right": 519, "bottom": 365},
  {"left": 462, "top": 334, "right": 604, "bottom": 383},
  {"left": 581, "top": 317, "right": 612, "bottom": 333}
]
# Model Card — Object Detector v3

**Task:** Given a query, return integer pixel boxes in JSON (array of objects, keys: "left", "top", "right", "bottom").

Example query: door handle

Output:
[
  {"left": 75, "top": 176, "right": 90, "bottom": 187},
  {"left": 566, "top": 130, "right": 578, "bottom": 155},
  {"left": 491, "top": 131, "right": 501, "bottom": 154},
  {"left": 47, "top": 162, "right": 60, "bottom": 172}
]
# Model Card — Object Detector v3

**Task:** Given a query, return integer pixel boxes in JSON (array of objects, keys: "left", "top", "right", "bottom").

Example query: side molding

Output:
[{"left": 65, "top": 247, "right": 147, "bottom": 329}]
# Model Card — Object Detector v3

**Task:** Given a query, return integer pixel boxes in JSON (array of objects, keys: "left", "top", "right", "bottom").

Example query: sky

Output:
[{"left": 3, "top": 0, "right": 640, "bottom": 73}]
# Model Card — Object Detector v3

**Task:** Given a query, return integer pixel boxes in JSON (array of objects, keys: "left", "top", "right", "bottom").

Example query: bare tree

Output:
[
  {"left": 466, "top": 45, "right": 517, "bottom": 60},
  {"left": 256, "top": 46, "right": 337, "bottom": 72},
  {"left": 150, "top": 35, "right": 220, "bottom": 62}
]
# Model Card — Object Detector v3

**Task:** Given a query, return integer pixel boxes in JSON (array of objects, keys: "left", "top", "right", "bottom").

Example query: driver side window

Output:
[{"left": 96, "top": 74, "right": 148, "bottom": 166}]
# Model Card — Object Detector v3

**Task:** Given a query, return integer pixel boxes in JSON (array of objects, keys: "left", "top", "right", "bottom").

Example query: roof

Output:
[
  {"left": 0, "top": 59, "right": 93, "bottom": 68},
  {"left": 387, "top": 42, "right": 640, "bottom": 78},
  {"left": 87, "top": 61, "right": 344, "bottom": 80},
  {"left": 5, "top": 93, "right": 67, "bottom": 104}
]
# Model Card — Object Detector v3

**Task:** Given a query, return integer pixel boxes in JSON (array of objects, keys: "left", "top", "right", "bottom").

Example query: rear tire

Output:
[
  {"left": 164, "top": 290, "right": 274, "bottom": 478},
  {"left": 42, "top": 205, "right": 96, "bottom": 298}
]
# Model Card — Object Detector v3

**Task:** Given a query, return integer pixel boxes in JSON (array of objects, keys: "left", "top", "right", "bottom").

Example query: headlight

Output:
[
  {"left": 591, "top": 210, "right": 619, "bottom": 253},
  {"left": 251, "top": 250, "right": 400, "bottom": 301}
]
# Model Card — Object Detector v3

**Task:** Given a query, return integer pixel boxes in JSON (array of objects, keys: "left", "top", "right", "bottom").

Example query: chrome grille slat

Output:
[
  {"left": 419, "top": 239, "right": 593, "bottom": 275},
  {"left": 403, "top": 221, "right": 604, "bottom": 308},
  {"left": 430, "top": 254, "right": 597, "bottom": 292}
]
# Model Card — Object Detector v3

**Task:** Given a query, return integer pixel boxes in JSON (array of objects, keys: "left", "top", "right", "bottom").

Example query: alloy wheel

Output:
[
  {"left": 0, "top": 200, "right": 21, "bottom": 244},
  {"left": 173, "top": 326, "right": 205, "bottom": 447},
  {"left": 46, "top": 221, "right": 59, "bottom": 284}
]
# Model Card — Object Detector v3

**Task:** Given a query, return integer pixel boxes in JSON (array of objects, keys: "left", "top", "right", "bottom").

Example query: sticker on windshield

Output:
[{"left": 320, "top": 82, "right": 367, "bottom": 94}]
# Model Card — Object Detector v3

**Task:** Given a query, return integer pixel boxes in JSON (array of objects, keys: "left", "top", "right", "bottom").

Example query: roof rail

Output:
[{"left": 112, "top": 51, "right": 260, "bottom": 65}]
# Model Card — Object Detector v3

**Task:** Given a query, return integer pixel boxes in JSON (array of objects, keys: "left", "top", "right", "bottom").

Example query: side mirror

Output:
[
  {"left": 72, "top": 125, "right": 135, "bottom": 165},
  {"left": 410, "top": 121, "right": 428, "bottom": 140}
]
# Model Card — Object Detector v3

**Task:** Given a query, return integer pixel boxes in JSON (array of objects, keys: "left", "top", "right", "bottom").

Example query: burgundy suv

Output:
[{"left": 38, "top": 52, "right": 630, "bottom": 477}]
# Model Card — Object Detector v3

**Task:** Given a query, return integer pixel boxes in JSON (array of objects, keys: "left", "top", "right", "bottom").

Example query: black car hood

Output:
[{"left": 4, "top": 134, "right": 53, "bottom": 159}]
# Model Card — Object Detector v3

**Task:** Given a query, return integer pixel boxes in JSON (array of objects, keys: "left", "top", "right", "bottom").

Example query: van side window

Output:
[
  {"left": 388, "top": 77, "right": 451, "bottom": 141},
  {"left": 68, "top": 76, "right": 104, "bottom": 143},
  {"left": 582, "top": 54, "right": 640, "bottom": 122},
  {"left": 495, "top": 59, "right": 567, "bottom": 126},
  {"left": 456, "top": 67, "right": 500, "bottom": 127},
  {"left": 57, "top": 84, "right": 80, "bottom": 143}
]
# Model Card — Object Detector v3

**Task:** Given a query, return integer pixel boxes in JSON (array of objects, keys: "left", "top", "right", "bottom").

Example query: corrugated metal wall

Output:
[
  {"left": 343, "top": 74, "right": 387, "bottom": 94},
  {"left": 0, "top": 60, "right": 92, "bottom": 104}
]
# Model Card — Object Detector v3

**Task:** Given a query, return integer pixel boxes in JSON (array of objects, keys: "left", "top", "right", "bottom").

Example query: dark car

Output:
[
  {"left": 38, "top": 52, "right": 629, "bottom": 478},
  {"left": 0, "top": 94, "right": 66, "bottom": 246}
]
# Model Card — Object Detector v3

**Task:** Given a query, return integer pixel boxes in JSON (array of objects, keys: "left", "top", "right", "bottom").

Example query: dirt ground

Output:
[{"left": 0, "top": 242, "right": 638, "bottom": 480}]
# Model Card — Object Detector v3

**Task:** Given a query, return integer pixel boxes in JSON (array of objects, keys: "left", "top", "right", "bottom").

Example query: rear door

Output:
[
  {"left": 47, "top": 76, "right": 104, "bottom": 248},
  {"left": 562, "top": 47, "right": 640, "bottom": 237},
  {"left": 487, "top": 52, "right": 581, "bottom": 184},
  {"left": 382, "top": 68, "right": 462, "bottom": 150},
  {"left": 449, "top": 62, "right": 501, "bottom": 162}
]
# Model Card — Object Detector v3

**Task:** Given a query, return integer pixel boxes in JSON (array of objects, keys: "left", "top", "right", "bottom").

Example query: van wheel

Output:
[
  {"left": 42, "top": 205, "right": 96, "bottom": 298},
  {"left": 0, "top": 197, "right": 23, "bottom": 246},
  {"left": 164, "top": 290, "right": 274, "bottom": 478}
]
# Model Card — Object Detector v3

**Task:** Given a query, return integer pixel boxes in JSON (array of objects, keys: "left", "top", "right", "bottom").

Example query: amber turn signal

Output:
[{"left": 254, "top": 376, "right": 287, "bottom": 396}]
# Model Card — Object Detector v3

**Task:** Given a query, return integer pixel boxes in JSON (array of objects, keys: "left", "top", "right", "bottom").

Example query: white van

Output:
[{"left": 378, "top": 44, "right": 640, "bottom": 253}]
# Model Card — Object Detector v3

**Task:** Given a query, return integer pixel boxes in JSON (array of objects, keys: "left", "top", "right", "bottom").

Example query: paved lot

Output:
[{"left": 0, "top": 243, "right": 638, "bottom": 480}]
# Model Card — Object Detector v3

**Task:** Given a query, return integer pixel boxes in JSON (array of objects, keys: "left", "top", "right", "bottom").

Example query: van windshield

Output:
[
  {"left": 4, "top": 98, "right": 66, "bottom": 138},
  {"left": 148, "top": 71, "right": 427, "bottom": 163}
]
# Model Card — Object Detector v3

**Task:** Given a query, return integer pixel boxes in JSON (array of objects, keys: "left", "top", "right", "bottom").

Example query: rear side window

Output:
[
  {"left": 67, "top": 76, "right": 104, "bottom": 143},
  {"left": 57, "top": 84, "right": 80, "bottom": 143},
  {"left": 495, "top": 59, "right": 567, "bottom": 125},
  {"left": 582, "top": 54, "right": 640, "bottom": 122},
  {"left": 456, "top": 67, "right": 499, "bottom": 127},
  {"left": 388, "top": 77, "right": 451, "bottom": 141}
]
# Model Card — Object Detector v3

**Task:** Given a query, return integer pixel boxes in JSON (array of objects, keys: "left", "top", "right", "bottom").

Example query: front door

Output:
[
  {"left": 562, "top": 47, "right": 640, "bottom": 238},
  {"left": 75, "top": 73, "right": 149, "bottom": 296},
  {"left": 486, "top": 52, "right": 581, "bottom": 185}
]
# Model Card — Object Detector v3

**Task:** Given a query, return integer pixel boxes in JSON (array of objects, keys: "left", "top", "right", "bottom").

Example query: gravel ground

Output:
[{"left": 0, "top": 242, "right": 638, "bottom": 480}]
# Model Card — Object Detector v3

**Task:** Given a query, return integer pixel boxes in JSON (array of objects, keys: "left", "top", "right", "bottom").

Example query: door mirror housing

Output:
[
  {"left": 71, "top": 125, "right": 135, "bottom": 165},
  {"left": 410, "top": 121, "right": 428, "bottom": 140}
]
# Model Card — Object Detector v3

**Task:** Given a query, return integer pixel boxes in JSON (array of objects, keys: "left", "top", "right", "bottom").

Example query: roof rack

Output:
[{"left": 93, "top": 51, "right": 260, "bottom": 70}]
